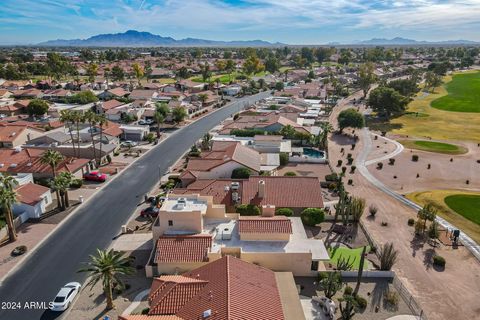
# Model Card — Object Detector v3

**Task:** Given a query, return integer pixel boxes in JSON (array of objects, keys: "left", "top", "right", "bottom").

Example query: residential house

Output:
[
  {"left": 97, "top": 87, "right": 130, "bottom": 100},
  {"left": 121, "top": 255, "right": 304, "bottom": 320},
  {"left": 0, "top": 124, "right": 44, "bottom": 148},
  {"left": 13, "top": 182, "right": 53, "bottom": 221}
]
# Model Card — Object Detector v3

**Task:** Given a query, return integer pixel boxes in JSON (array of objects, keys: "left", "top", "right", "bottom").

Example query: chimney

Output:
[
  {"left": 262, "top": 205, "right": 275, "bottom": 217},
  {"left": 258, "top": 180, "right": 265, "bottom": 198}
]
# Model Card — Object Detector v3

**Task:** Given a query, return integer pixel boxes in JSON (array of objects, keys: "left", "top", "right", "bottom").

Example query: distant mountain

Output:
[
  {"left": 355, "top": 37, "right": 479, "bottom": 45},
  {"left": 38, "top": 30, "right": 282, "bottom": 47}
]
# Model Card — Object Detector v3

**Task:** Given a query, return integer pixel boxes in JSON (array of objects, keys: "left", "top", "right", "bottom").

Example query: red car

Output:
[
  {"left": 83, "top": 171, "right": 107, "bottom": 182},
  {"left": 140, "top": 206, "right": 159, "bottom": 217}
]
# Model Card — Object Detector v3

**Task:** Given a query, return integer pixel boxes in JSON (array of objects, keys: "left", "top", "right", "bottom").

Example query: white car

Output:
[
  {"left": 121, "top": 140, "right": 137, "bottom": 148},
  {"left": 50, "top": 282, "right": 81, "bottom": 312}
]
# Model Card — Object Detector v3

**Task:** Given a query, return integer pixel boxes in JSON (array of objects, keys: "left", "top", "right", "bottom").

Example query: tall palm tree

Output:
[
  {"left": 96, "top": 114, "right": 107, "bottom": 167},
  {"left": 153, "top": 111, "right": 164, "bottom": 139},
  {"left": 60, "top": 110, "right": 77, "bottom": 157},
  {"left": 319, "top": 122, "right": 333, "bottom": 150},
  {"left": 78, "top": 249, "right": 135, "bottom": 310},
  {"left": 0, "top": 174, "right": 18, "bottom": 242},
  {"left": 40, "top": 149, "right": 64, "bottom": 177},
  {"left": 84, "top": 110, "right": 98, "bottom": 163},
  {"left": 52, "top": 172, "right": 74, "bottom": 210},
  {"left": 71, "top": 111, "right": 84, "bottom": 157}
]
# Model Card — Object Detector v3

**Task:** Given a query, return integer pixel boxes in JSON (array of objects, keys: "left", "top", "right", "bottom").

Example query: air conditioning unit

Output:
[{"left": 230, "top": 182, "right": 240, "bottom": 190}]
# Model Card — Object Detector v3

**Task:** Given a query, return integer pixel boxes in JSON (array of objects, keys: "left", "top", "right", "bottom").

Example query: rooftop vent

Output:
[{"left": 203, "top": 309, "right": 212, "bottom": 318}]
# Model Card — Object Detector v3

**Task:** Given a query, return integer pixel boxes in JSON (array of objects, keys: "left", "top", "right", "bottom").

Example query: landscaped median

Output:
[
  {"left": 406, "top": 189, "right": 480, "bottom": 243},
  {"left": 398, "top": 139, "right": 468, "bottom": 155}
]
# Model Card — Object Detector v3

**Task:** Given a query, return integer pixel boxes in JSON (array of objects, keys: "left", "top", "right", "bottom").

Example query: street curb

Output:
[{"left": 0, "top": 93, "right": 267, "bottom": 286}]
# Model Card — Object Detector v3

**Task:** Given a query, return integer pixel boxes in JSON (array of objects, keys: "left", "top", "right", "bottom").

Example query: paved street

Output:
[{"left": 0, "top": 91, "right": 271, "bottom": 320}]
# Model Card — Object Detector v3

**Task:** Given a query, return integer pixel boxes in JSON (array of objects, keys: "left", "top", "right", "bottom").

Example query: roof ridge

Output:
[{"left": 226, "top": 256, "right": 231, "bottom": 319}]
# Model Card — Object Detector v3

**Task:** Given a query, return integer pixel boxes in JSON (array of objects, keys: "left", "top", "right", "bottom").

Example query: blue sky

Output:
[{"left": 1, "top": 0, "right": 479, "bottom": 44}]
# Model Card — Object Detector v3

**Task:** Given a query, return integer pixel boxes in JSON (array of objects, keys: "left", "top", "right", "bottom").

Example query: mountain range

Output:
[
  {"left": 354, "top": 37, "right": 479, "bottom": 45},
  {"left": 38, "top": 30, "right": 283, "bottom": 47}
]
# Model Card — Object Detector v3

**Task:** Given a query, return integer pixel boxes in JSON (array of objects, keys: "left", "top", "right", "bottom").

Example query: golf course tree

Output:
[
  {"left": 386, "top": 78, "right": 419, "bottom": 97},
  {"left": 27, "top": 99, "right": 49, "bottom": 117},
  {"left": 78, "top": 249, "right": 135, "bottom": 310},
  {"left": 0, "top": 174, "right": 19, "bottom": 242},
  {"left": 357, "top": 62, "right": 377, "bottom": 98},
  {"left": 424, "top": 71, "right": 443, "bottom": 93},
  {"left": 367, "top": 87, "right": 409, "bottom": 120},
  {"left": 337, "top": 109, "right": 365, "bottom": 133},
  {"left": 417, "top": 203, "right": 437, "bottom": 235}
]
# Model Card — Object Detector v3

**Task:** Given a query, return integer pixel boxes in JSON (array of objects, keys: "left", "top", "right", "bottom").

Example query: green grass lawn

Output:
[
  {"left": 328, "top": 245, "right": 370, "bottom": 270},
  {"left": 431, "top": 72, "right": 480, "bottom": 113},
  {"left": 399, "top": 140, "right": 467, "bottom": 155},
  {"left": 444, "top": 194, "right": 480, "bottom": 226}
]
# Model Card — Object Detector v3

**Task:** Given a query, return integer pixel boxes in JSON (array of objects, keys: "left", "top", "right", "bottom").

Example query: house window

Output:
[
  {"left": 43, "top": 197, "right": 48, "bottom": 205},
  {"left": 311, "top": 261, "right": 319, "bottom": 271},
  {"left": 168, "top": 220, "right": 173, "bottom": 226}
]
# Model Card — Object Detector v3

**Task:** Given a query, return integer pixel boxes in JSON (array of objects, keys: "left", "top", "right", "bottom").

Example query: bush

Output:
[
  {"left": 113, "top": 151, "right": 120, "bottom": 156},
  {"left": 284, "top": 171, "right": 297, "bottom": 176},
  {"left": 384, "top": 291, "right": 399, "bottom": 306},
  {"left": 337, "top": 159, "right": 343, "bottom": 167},
  {"left": 275, "top": 208, "right": 293, "bottom": 217},
  {"left": 279, "top": 152, "right": 289, "bottom": 166},
  {"left": 341, "top": 166, "right": 347, "bottom": 174},
  {"left": 369, "top": 205, "right": 378, "bottom": 216},
  {"left": 433, "top": 255, "right": 446, "bottom": 267},
  {"left": 351, "top": 143, "right": 356, "bottom": 150},
  {"left": 389, "top": 158, "right": 395, "bottom": 165},
  {"left": 347, "top": 157, "right": 354, "bottom": 165},
  {"left": 325, "top": 173, "right": 339, "bottom": 182},
  {"left": 344, "top": 286, "right": 353, "bottom": 295},
  {"left": 407, "top": 218, "right": 415, "bottom": 226},
  {"left": 355, "top": 295, "right": 368, "bottom": 309},
  {"left": 11, "top": 245, "right": 27, "bottom": 257},
  {"left": 350, "top": 166, "right": 356, "bottom": 173},
  {"left": 236, "top": 204, "right": 260, "bottom": 216},
  {"left": 377, "top": 162, "right": 383, "bottom": 170},
  {"left": 412, "top": 155, "right": 419, "bottom": 162},
  {"left": 70, "top": 179, "right": 83, "bottom": 188},
  {"left": 231, "top": 167, "right": 251, "bottom": 179},
  {"left": 141, "top": 308, "right": 150, "bottom": 315},
  {"left": 427, "top": 163, "right": 431, "bottom": 169},
  {"left": 301, "top": 208, "right": 325, "bottom": 226},
  {"left": 347, "top": 179, "right": 353, "bottom": 185},
  {"left": 106, "top": 154, "right": 112, "bottom": 164},
  {"left": 145, "top": 132, "right": 156, "bottom": 143}
]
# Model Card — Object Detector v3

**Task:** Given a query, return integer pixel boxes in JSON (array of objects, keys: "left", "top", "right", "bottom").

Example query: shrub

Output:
[
  {"left": 301, "top": 208, "right": 325, "bottom": 226},
  {"left": 351, "top": 143, "right": 356, "bottom": 150},
  {"left": 377, "top": 162, "right": 383, "bottom": 170},
  {"left": 414, "top": 219, "right": 425, "bottom": 235},
  {"left": 381, "top": 221, "right": 388, "bottom": 227},
  {"left": 416, "top": 173, "right": 420, "bottom": 178},
  {"left": 369, "top": 205, "right": 378, "bottom": 216},
  {"left": 347, "top": 157, "right": 354, "bottom": 165},
  {"left": 325, "top": 173, "right": 339, "bottom": 182},
  {"left": 106, "top": 154, "right": 112, "bottom": 164},
  {"left": 231, "top": 167, "right": 251, "bottom": 179},
  {"left": 70, "top": 178, "right": 83, "bottom": 188},
  {"left": 347, "top": 179, "right": 353, "bottom": 185},
  {"left": 433, "top": 255, "right": 446, "bottom": 267},
  {"left": 450, "top": 158, "right": 453, "bottom": 162},
  {"left": 350, "top": 166, "right": 356, "bottom": 173},
  {"left": 355, "top": 295, "right": 368, "bottom": 309},
  {"left": 11, "top": 245, "right": 27, "bottom": 256},
  {"left": 284, "top": 171, "right": 297, "bottom": 176},
  {"left": 407, "top": 218, "right": 415, "bottom": 226},
  {"left": 141, "top": 308, "right": 150, "bottom": 315},
  {"left": 384, "top": 291, "right": 399, "bottom": 306},
  {"left": 236, "top": 204, "right": 260, "bottom": 216},
  {"left": 389, "top": 158, "right": 395, "bottom": 165},
  {"left": 412, "top": 155, "right": 419, "bottom": 162},
  {"left": 337, "top": 159, "right": 343, "bottom": 167},
  {"left": 279, "top": 152, "right": 289, "bottom": 166},
  {"left": 341, "top": 166, "right": 347, "bottom": 174},
  {"left": 466, "top": 180, "right": 470, "bottom": 185},
  {"left": 344, "top": 286, "right": 353, "bottom": 296},
  {"left": 275, "top": 208, "right": 293, "bottom": 217},
  {"left": 113, "top": 151, "right": 120, "bottom": 156},
  {"left": 427, "top": 163, "right": 431, "bottom": 169}
]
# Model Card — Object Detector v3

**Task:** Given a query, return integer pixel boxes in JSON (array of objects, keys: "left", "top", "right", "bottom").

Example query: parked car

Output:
[
  {"left": 121, "top": 140, "right": 137, "bottom": 148},
  {"left": 138, "top": 119, "right": 153, "bottom": 125},
  {"left": 140, "top": 206, "right": 159, "bottom": 217},
  {"left": 83, "top": 171, "right": 107, "bottom": 182},
  {"left": 50, "top": 282, "right": 81, "bottom": 312}
]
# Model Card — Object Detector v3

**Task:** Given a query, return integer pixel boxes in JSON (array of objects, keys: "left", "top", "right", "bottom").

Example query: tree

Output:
[
  {"left": 275, "top": 82, "right": 284, "bottom": 91},
  {"left": 155, "top": 102, "right": 170, "bottom": 118},
  {"left": 198, "top": 93, "right": 209, "bottom": 106},
  {"left": 339, "top": 294, "right": 357, "bottom": 320},
  {"left": 337, "top": 109, "right": 365, "bottom": 132},
  {"left": 280, "top": 125, "right": 296, "bottom": 139},
  {"left": 51, "top": 173, "right": 71, "bottom": 210},
  {"left": 86, "top": 63, "right": 98, "bottom": 83},
  {"left": 153, "top": 111, "right": 164, "bottom": 139},
  {"left": 315, "top": 47, "right": 333, "bottom": 64},
  {"left": 201, "top": 133, "right": 212, "bottom": 151},
  {"left": 378, "top": 242, "right": 398, "bottom": 271},
  {"left": 26, "top": 99, "right": 49, "bottom": 117},
  {"left": 428, "top": 221, "right": 440, "bottom": 246},
  {"left": 200, "top": 63, "right": 211, "bottom": 82},
  {"left": 386, "top": 78, "right": 419, "bottom": 97},
  {"left": 172, "top": 106, "right": 187, "bottom": 124},
  {"left": 417, "top": 203, "right": 437, "bottom": 234},
  {"left": 354, "top": 246, "right": 367, "bottom": 296},
  {"left": 78, "top": 249, "right": 135, "bottom": 310},
  {"left": 358, "top": 62, "right": 377, "bottom": 98},
  {"left": 243, "top": 55, "right": 264, "bottom": 76},
  {"left": 104, "top": 67, "right": 111, "bottom": 90},
  {"left": 0, "top": 174, "right": 18, "bottom": 242},
  {"left": 367, "top": 87, "right": 409, "bottom": 119},
  {"left": 231, "top": 167, "right": 251, "bottom": 179},
  {"left": 40, "top": 149, "right": 64, "bottom": 177},
  {"left": 350, "top": 197, "right": 366, "bottom": 223},
  {"left": 176, "top": 66, "right": 190, "bottom": 79},
  {"left": 235, "top": 204, "right": 260, "bottom": 216},
  {"left": 301, "top": 208, "right": 325, "bottom": 226},
  {"left": 317, "top": 122, "right": 333, "bottom": 150},
  {"left": 132, "top": 63, "right": 144, "bottom": 85},
  {"left": 96, "top": 114, "right": 108, "bottom": 166},
  {"left": 424, "top": 71, "right": 443, "bottom": 93},
  {"left": 111, "top": 66, "right": 125, "bottom": 81},
  {"left": 319, "top": 272, "right": 343, "bottom": 299},
  {"left": 265, "top": 55, "right": 280, "bottom": 73},
  {"left": 60, "top": 110, "right": 77, "bottom": 157},
  {"left": 68, "top": 91, "right": 99, "bottom": 104},
  {"left": 84, "top": 110, "right": 98, "bottom": 162}
]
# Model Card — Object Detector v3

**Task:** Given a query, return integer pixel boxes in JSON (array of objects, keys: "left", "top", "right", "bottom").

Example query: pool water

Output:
[{"left": 303, "top": 148, "right": 325, "bottom": 159}]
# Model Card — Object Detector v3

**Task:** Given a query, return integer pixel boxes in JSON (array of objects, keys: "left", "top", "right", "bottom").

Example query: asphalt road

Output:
[{"left": 0, "top": 91, "right": 271, "bottom": 320}]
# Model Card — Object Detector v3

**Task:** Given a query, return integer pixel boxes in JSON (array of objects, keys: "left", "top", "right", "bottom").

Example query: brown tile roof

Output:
[
  {"left": 145, "top": 256, "right": 285, "bottom": 320},
  {"left": 108, "top": 87, "right": 129, "bottom": 97},
  {"left": 15, "top": 183, "right": 50, "bottom": 206},
  {"left": 119, "top": 316, "right": 182, "bottom": 320},
  {"left": 242, "top": 176, "right": 324, "bottom": 208},
  {"left": 154, "top": 235, "right": 212, "bottom": 263},
  {"left": 100, "top": 121, "right": 123, "bottom": 137},
  {"left": 238, "top": 216, "right": 293, "bottom": 234},
  {"left": 0, "top": 124, "right": 26, "bottom": 142},
  {"left": 174, "top": 179, "right": 239, "bottom": 206},
  {"left": 102, "top": 99, "right": 125, "bottom": 110}
]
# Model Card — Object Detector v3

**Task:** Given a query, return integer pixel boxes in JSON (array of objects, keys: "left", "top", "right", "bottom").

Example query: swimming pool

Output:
[{"left": 303, "top": 148, "right": 326, "bottom": 159}]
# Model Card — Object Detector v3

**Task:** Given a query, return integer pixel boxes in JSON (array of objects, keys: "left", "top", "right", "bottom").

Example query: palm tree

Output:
[
  {"left": 78, "top": 249, "right": 135, "bottom": 310},
  {"left": 201, "top": 132, "right": 212, "bottom": 151},
  {"left": 40, "top": 149, "right": 64, "bottom": 177},
  {"left": 52, "top": 172, "right": 74, "bottom": 210},
  {"left": 0, "top": 174, "right": 18, "bottom": 242},
  {"left": 84, "top": 110, "right": 98, "bottom": 163},
  {"left": 71, "top": 111, "right": 84, "bottom": 156},
  {"left": 319, "top": 122, "right": 333, "bottom": 150},
  {"left": 104, "top": 67, "right": 110, "bottom": 90},
  {"left": 153, "top": 111, "right": 164, "bottom": 139},
  {"left": 96, "top": 114, "right": 108, "bottom": 166},
  {"left": 198, "top": 93, "right": 208, "bottom": 107},
  {"left": 60, "top": 110, "right": 77, "bottom": 157}
]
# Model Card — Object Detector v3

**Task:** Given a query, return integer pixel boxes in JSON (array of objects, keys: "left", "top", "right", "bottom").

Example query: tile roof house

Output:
[
  {"left": 179, "top": 141, "right": 262, "bottom": 187},
  {"left": 0, "top": 124, "right": 45, "bottom": 148},
  {"left": 13, "top": 182, "right": 53, "bottom": 220},
  {"left": 121, "top": 255, "right": 298, "bottom": 320}
]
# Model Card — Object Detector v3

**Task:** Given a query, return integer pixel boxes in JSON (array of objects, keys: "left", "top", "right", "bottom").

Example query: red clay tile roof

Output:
[
  {"left": 102, "top": 99, "right": 125, "bottom": 110},
  {"left": 145, "top": 256, "right": 285, "bottom": 320},
  {"left": 119, "top": 316, "right": 182, "bottom": 320},
  {"left": 242, "top": 176, "right": 323, "bottom": 208},
  {"left": 154, "top": 235, "right": 212, "bottom": 263},
  {"left": 15, "top": 182, "right": 50, "bottom": 206},
  {"left": 100, "top": 120, "right": 123, "bottom": 137},
  {"left": 238, "top": 216, "right": 292, "bottom": 234},
  {"left": 0, "top": 125, "right": 26, "bottom": 142}
]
